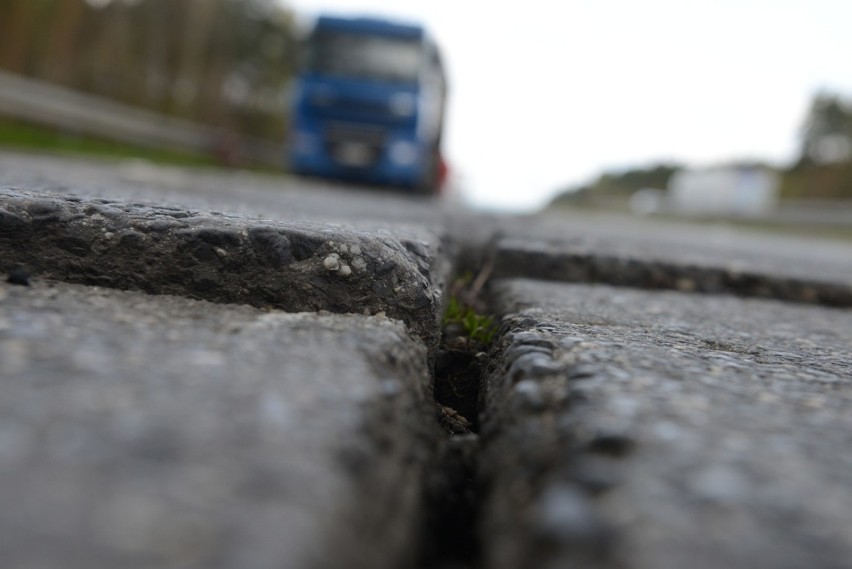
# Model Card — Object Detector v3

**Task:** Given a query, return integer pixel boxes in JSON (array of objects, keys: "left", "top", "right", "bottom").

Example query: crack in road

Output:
[{"left": 4, "top": 188, "right": 852, "bottom": 568}]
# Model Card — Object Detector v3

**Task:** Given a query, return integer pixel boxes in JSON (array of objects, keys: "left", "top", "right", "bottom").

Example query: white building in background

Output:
[{"left": 667, "top": 166, "right": 779, "bottom": 217}]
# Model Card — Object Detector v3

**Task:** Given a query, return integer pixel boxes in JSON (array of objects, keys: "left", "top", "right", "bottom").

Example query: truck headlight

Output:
[
  {"left": 389, "top": 141, "right": 418, "bottom": 166},
  {"left": 389, "top": 92, "right": 416, "bottom": 117}
]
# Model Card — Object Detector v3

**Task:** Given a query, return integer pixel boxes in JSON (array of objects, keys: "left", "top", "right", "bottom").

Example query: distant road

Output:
[{"left": 771, "top": 199, "right": 852, "bottom": 228}]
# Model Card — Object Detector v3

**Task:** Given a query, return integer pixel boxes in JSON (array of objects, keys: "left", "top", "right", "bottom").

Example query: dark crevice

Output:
[
  {"left": 418, "top": 433, "right": 481, "bottom": 569},
  {"left": 418, "top": 255, "right": 495, "bottom": 569},
  {"left": 419, "top": 343, "right": 487, "bottom": 568},
  {"left": 435, "top": 347, "right": 483, "bottom": 434}
]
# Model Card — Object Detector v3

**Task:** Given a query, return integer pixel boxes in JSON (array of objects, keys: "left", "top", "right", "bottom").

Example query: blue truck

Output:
[{"left": 288, "top": 14, "right": 447, "bottom": 194}]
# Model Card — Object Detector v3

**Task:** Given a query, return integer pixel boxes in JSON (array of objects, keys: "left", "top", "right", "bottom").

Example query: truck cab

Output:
[{"left": 288, "top": 15, "right": 447, "bottom": 194}]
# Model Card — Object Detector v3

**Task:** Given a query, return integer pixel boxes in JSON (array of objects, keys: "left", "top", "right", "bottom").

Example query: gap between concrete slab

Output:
[
  {"left": 492, "top": 238, "right": 852, "bottom": 307},
  {"left": 0, "top": 188, "right": 486, "bottom": 567},
  {"left": 6, "top": 187, "right": 852, "bottom": 568},
  {"left": 418, "top": 236, "right": 852, "bottom": 569},
  {"left": 417, "top": 261, "right": 493, "bottom": 569}
]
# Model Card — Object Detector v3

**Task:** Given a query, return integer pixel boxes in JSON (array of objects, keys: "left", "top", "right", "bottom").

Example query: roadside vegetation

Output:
[
  {"left": 550, "top": 92, "right": 852, "bottom": 207},
  {"left": 0, "top": 118, "right": 220, "bottom": 167},
  {"left": 0, "top": 0, "right": 297, "bottom": 155}
]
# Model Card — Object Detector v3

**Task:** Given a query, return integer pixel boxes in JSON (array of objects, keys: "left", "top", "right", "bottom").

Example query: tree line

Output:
[
  {"left": 551, "top": 92, "right": 852, "bottom": 204},
  {"left": 0, "top": 0, "right": 297, "bottom": 141},
  {"left": 784, "top": 93, "right": 852, "bottom": 199}
]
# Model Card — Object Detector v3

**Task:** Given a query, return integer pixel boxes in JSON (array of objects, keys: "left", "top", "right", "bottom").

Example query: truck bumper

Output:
[{"left": 289, "top": 125, "right": 427, "bottom": 190}]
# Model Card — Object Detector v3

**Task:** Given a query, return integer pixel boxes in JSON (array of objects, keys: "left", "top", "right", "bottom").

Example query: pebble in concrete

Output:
[
  {"left": 479, "top": 278, "right": 852, "bottom": 569},
  {"left": 0, "top": 281, "right": 441, "bottom": 569}
]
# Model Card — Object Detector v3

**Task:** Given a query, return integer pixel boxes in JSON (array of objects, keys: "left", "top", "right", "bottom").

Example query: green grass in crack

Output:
[{"left": 443, "top": 295, "right": 497, "bottom": 346}]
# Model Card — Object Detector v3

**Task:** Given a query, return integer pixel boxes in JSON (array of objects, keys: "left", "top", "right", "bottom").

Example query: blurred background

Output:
[{"left": 1, "top": 0, "right": 852, "bottom": 224}]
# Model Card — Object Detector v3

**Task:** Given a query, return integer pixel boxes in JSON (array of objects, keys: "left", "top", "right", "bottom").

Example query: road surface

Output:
[{"left": 2, "top": 150, "right": 852, "bottom": 569}]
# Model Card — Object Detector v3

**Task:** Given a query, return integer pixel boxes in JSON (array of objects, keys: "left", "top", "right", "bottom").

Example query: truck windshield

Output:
[{"left": 306, "top": 30, "right": 422, "bottom": 84}]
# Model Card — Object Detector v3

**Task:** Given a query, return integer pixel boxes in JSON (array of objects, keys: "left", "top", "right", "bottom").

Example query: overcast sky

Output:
[{"left": 283, "top": 0, "right": 852, "bottom": 211}]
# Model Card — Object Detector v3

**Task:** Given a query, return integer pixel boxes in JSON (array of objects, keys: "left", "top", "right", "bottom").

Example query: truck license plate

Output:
[{"left": 335, "top": 142, "right": 371, "bottom": 167}]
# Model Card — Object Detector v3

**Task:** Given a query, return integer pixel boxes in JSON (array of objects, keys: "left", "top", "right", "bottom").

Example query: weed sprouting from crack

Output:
[
  {"left": 436, "top": 262, "right": 497, "bottom": 434},
  {"left": 442, "top": 260, "right": 497, "bottom": 349},
  {"left": 443, "top": 295, "right": 497, "bottom": 347}
]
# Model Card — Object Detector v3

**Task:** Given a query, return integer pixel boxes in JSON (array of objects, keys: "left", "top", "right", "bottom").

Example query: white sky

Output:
[{"left": 283, "top": 0, "right": 852, "bottom": 211}]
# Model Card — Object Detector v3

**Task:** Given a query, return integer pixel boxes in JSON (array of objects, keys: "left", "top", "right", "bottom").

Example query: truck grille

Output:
[{"left": 325, "top": 123, "right": 385, "bottom": 168}]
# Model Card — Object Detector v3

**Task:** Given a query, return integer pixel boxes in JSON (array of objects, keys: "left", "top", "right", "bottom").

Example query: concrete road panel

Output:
[
  {"left": 0, "top": 281, "right": 440, "bottom": 569},
  {"left": 480, "top": 278, "right": 852, "bottom": 569}
]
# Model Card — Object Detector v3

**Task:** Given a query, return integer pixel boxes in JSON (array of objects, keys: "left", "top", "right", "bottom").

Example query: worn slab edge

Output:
[
  {"left": 0, "top": 187, "right": 449, "bottom": 350},
  {"left": 493, "top": 238, "right": 852, "bottom": 307}
]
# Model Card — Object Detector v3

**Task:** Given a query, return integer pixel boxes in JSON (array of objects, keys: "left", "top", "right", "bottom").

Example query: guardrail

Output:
[{"left": 0, "top": 69, "right": 283, "bottom": 166}]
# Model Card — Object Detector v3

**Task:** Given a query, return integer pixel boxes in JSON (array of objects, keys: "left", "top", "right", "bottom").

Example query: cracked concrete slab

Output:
[
  {"left": 0, "top": 280, "right": 440, "bottom": 569},
  {"left": 0, "top": 187, "right": 448, "bottom": 351},
  {"left": 479, "top": 278, "right": 852, "bottom": 569}
]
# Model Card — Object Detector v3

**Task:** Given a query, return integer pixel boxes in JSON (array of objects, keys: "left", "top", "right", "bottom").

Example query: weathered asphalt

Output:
[{"left": 2, "top": 150, "right": 852, "bottom": 568}]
